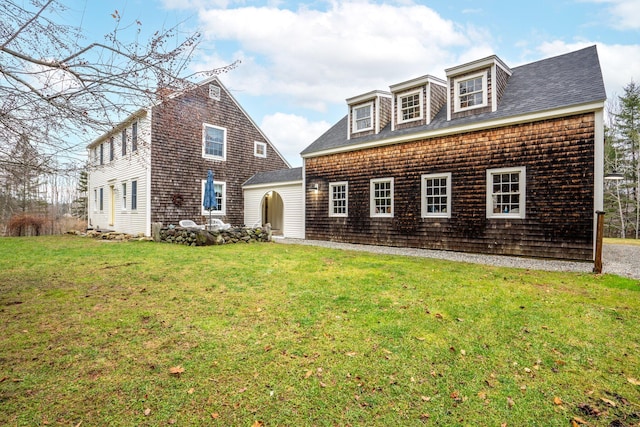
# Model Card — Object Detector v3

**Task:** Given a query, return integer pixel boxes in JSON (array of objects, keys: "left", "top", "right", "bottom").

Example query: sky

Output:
[{"left": 71, "top": 0, "right": 640, "bottom": 167}]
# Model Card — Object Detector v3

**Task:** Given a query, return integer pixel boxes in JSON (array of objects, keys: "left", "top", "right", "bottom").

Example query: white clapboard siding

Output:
[
  {"left": 87, "top": 110, "right": 152, "bottom": 235},
  {"left": 243, "top": 181, "right": 304, "bottom": 239}
]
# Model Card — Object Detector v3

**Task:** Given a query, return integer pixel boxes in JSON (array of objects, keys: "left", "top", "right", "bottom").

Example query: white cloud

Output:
[
  {"left": 194, "top": 2, "right": 485, "bottom": 110},
  {"left": 260, "top": 113, "right": 331, "bottom": 167},
  {"left": 581, "top": 0, "right": 640, "bottom": 30}
]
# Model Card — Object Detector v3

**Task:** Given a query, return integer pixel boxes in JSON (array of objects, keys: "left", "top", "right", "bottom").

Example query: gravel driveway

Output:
[{"left": 277, "top": 238, "right": 640, "bottom": 280}]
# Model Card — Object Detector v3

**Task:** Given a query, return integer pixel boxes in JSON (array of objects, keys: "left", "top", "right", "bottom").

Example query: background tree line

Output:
[
  {"left": 0, "top": 0, "right": 233, "bottom": 235},
  {"left": 604, "top": 81, "right": 640, "bottom": 239}
]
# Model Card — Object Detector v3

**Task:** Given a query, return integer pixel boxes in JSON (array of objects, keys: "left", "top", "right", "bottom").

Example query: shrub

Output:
[{"left": 7, "top": 214, "right": 46, "bottom": 236}]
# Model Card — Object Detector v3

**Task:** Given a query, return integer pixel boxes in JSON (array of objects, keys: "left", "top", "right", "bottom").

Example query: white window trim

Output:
[
  {"left": 202, "top": 123, "right": 227, "bottom": 161},
  {"left": 131, "top": 121, "right": 138, "bottom": 152},
  {"left": 201, "top": 179, "right": 226, "bottom": 216},
  {"left": 352, "top": 102, "right": 374, "bottom": 133},
  {"left": 254, "top": 141, "right": 267, "bottom": 158},
  {"left": 486, "top": 166, "right": 526, "bottom": 219},
  {"left": 121, "top": 182, "right": 127, "bottom": 211},
  {"left": 370, "top": 178, "right": 394, "bottom": 218},
  {"left": 93, "top": 189, "right": 98, "bottom": 212},
  {"left": 453, "top": 70, "right": 488, "bottom": 113},
  {"left": 131, "top": 180, "right": 138, "bottom": 211},
  {"left": 421, "top": 173, "right": 451, "bottom": 218},
  {"left": 209, "top": 84, "right": 221, "bottom": 101},
  {"left": 329, "top": 181, "right": 348, "bottom": 217},
  {"left": 397, "top": 89, "right": 424, "bottom": 124}
]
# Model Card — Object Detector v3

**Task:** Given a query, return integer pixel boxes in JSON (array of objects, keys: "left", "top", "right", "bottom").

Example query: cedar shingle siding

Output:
[
  {"left": 149, "top": 81, "right": 288, "bottom": 227},
  {"left": 306, "top": 114, "right": 595, "bottom": 260},
  {"left": 302, "top": 46, "right": 606, "bottom": 261}
]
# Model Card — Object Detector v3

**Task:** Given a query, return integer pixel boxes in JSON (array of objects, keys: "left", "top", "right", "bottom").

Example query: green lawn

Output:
[{"left": 0, "top": 236, "right": 638, "bottom": 426}]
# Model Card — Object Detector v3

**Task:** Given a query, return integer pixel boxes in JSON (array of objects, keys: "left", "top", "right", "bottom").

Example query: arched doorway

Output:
[{"left": 261, "top": 191, "right": 284, "bottom": 235}]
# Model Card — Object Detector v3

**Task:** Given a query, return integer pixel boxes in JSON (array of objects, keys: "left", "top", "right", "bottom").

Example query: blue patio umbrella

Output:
[{"left": 203, "top": 170, "right": 218, "bottom": 228}]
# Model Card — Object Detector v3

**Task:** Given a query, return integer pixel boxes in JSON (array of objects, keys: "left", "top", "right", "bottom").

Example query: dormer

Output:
[
  {"left": 346, "top": 90, "right": 392, "bottom": 139},
  {"left": 445, "top": 55, "right": 512, "bottom": 121},
  {"left": 389, "top": 75, "right": 447, "bottom": 131}
]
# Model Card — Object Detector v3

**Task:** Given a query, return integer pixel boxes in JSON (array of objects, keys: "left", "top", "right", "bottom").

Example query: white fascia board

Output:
[
  {"left": 389, "top": 75, "right": 446, "bottom": 93},
  {"left": 87, "top": 108, "right": 148, "bottom": 149},
  {"left": 301, "top": 101, "right": 605, "bottom": 159},
  {"left": 346, "top": 90, "right": 391, "bottom": 105},
  {"left": 446, "top": 55, "right": 512, "bottom": 77}
]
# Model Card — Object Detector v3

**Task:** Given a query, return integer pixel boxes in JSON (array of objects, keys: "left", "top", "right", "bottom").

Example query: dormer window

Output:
[
  {"left": 454, "top": 71, "right": 488, "bottom": 112},
  {"left": 352, "top": 103, "right": 373, "bottom": 132},
  {"left": 398, "top": 90, "right": 423, "bottom": 123}
]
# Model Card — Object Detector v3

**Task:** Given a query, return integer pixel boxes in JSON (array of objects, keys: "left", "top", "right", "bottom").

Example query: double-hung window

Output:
[
  {"left": 131, "top": 180, "right": 138, "bottom": 211},
  {"left": 454, "top": 71, "right": 488, "bottom": 112},
  {"left": 99, "top": 143, "right": 104, "bottom": 165},
  {"left": 352, "top": 103, "right": 373, "bottom": 132},
  {"left": 422, "top": 173, "right": 451, "bottom": 218},
  {"left": 109, "top": 137, "right": 114, "bottom": 161},
  {"left": 203, "top": 123, "right": 226, "bottom": 160},
  {"left": 121, "top": 183, "right": 127, "bottom": 210},
  {"left": 254, "top": 141, "right": 267, "bottom": 158},
  {"left": 370, "top": 178, "right": 394, "bottom": 217},
  {"left": 329, "top": 182, "right": 348, "bottom": 217},
  {"left": 121, "top": 129, "right": 127, "bottom": 156},
  {"left": 398, "top": 90, "right": 422, "bottom": 123},
  {"left": 201, "top": 180, "right": 226, "bottom": 215},
  {"left": 131, "top": 122, "right": 138, "bottom": 152},
  {"left": 99, "top": 188, "right": 104, "bottom": 211},
  {"left": 486, "top": 167, "right": 526, "bottom": 218}
]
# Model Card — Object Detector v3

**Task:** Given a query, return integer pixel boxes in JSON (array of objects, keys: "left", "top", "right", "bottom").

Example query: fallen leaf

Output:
[
  {"left": 211, "top": 413, "right": 219, "bottom": 419},
  {"left": 169, "top": 366, "right": 185, "bottom": 375},
  {"left": 572, "top": 416, "right": 588, "bottom": 425},
  {"left": 456, "top": 318, "right": 464, "bottom": 322},
  {"left": 627, "top": 377, "right": 640, "bottom": 386},
  {"left": 507, "top": 396, "right": 515, "bottom": 408},
  {"left": 264, "top": 345, "right": 272, "bottom": 352},
  {"left": 238, "top": 387, "right": 247, "bottom": 393},
  {"left": 319, "top": 381, "right": 327, "bottom": 388},
  {"left": 345, "top": 352, "right": 357, "bottom": 357},
  {"left": 143, "top": 408, "right": 151, "bottom": 416},
  {"left": 304, "top": 370, "right": 313, "bottom": 379},
  {"left": 478, "top": 391, "right": 487, "bottom": 400},
  {"left": 450, "top": 391, "right": 460, "bottom": 400},
  {"left": 435, "top": 313, "right": 443, "bottom": 319},
  {"left": 251, "top": 421, "right": 264, "bottom": 427},
  {"left": 187, "top": 388, "right": 194, "bottom": 394},
  {"left": 501, "top": 423, "right": 507, "bottom": 427},
  {"left": 460, "top": 349, "right": 466, "bottom": 356},
  {"left": 421, "top": 395, "right": 431, "bottom": 401},
  {"left": 601, "top": 397, "right": 617, "bottom": 407},
  {"left": 553, "top": 396, "right": 562, "bottom": 405},
  {"left": 420, "top": 413, "right": 430, "bottom": 420},
  {"left": 415, "top": 337, "right": 425, "bottom": 341}
]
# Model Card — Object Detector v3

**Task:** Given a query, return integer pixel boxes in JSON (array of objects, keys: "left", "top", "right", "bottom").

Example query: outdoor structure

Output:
[
  {"left": 87, "top": 77, "right": 290, "bottom": 236},
  {"left": 242, "top": 167, "right": 304, "bottom": 238},
  {"left": 300, "top": 46, "right": 606, "bottom": 261}
]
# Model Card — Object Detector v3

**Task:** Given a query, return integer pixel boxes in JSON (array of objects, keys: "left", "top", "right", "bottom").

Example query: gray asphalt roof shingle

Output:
[
  {"left": 243, "top": 167, "right": 303, "bottom": 186},
  {"left": 301, "top": 46, "right": 606, "bottom": 156}
]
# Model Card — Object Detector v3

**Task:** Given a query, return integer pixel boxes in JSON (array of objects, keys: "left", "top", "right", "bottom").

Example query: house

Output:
[
  {"left": 299, "top": 46, "right": 606, "bottom": 261},
  {"left": 87, "top": 77, "right": 290, "bottom": 236}
]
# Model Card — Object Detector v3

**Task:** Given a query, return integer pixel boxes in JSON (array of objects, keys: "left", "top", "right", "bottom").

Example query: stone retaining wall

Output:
[{"left": 152, "top": 223, "right": 272, "bottom": 246}]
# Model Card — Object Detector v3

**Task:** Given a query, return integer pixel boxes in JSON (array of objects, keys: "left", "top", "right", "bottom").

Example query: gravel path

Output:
[{"left": 276, "top": 238, "right": 640, "bottom": 280}]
